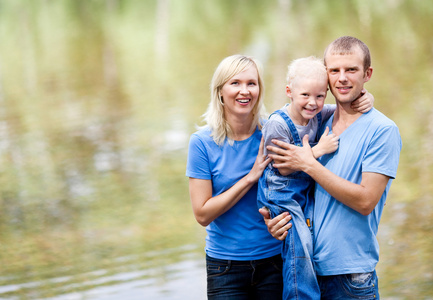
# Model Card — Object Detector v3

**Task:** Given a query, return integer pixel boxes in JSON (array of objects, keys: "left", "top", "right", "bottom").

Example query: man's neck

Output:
[{"left": 332, "top": 103, "right": 362, "bottom": 136}]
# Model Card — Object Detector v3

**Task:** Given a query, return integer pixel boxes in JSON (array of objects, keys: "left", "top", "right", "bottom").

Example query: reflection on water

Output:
[
  {"left": 0, "top": 245, "right": 206, "bottom": 300},
  {"left": 0, "top": 0, "right": 432, "bottom": 299}
]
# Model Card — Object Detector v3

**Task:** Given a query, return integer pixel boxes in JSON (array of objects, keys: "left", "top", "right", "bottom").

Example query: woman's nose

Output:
[{"left": 240, "top": 85, "right": 250, "bottom": 94}]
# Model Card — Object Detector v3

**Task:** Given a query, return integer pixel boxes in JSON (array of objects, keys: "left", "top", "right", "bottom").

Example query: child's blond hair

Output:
[{"left": 286, "top": 56, "right": 327, "bottom": 89}]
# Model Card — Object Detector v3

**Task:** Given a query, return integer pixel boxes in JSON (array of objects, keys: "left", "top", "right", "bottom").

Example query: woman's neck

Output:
[{"left": 226, "top": 114, "right": 255, "bottom": 141}]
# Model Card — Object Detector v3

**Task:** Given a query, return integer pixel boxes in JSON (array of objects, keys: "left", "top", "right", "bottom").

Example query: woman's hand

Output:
[
  {"left": 259, "top": 208, "right": 292, "bottom": 241},
  {"left": 246, "top": 137, "right": 272, "bottom": 183}
]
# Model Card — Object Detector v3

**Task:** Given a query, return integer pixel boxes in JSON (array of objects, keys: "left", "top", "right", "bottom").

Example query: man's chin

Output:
[{"left": 335, "top": 92, "right": 361, "bottom": 104}]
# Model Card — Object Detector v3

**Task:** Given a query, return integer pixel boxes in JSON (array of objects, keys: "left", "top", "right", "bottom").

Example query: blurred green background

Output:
[{"left": 0, "top": 0, "right": 431, "bottom": 299}]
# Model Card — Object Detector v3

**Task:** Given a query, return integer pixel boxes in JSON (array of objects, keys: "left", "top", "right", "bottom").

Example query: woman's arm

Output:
[{"left": 189, "top": 138, "right": 271, "bottom": 227}]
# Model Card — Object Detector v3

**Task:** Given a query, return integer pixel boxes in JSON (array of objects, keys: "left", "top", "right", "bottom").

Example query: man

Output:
[{"left": 261, "top": 36, "right": 402, "bottom": 299}]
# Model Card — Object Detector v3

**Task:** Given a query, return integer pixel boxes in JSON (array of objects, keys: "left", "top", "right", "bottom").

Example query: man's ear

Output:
[{"left": 364, "top": 67, "right": 373, "bottom": 83}]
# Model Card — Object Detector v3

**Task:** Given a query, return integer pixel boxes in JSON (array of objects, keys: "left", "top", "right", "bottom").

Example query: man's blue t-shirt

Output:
[
  {"left": 313, "top": 108, "right": 402, "bottom": 275},
  {"left": 186, "top": 127, "right": 282, "bottom": 260}
]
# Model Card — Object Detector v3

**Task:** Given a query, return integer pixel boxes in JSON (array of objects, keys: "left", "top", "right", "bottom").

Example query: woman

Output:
[{"left": 186, "top": 55, "right": 284, "bottom": 299}]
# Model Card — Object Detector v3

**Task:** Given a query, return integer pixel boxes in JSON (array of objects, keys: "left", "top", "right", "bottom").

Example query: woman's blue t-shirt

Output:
[{"left": 186, "top": 127, "right": 282, "bottom": 260}]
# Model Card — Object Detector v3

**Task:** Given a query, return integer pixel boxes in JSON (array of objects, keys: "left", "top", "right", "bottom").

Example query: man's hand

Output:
[
  {"left": 259, "top": 208, "right": 292, "bottom": 241},
  {"left": 267, "top": 135, "right": 316, "bottom": 173}
]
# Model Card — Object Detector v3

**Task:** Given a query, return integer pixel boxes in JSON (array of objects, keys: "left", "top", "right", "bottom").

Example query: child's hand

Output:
[
  {"left": 312, "top": 127, "right": 339, "bottom": 158},
  {"left": 352, "top": 89, "right": 374, "bottom": 113}
]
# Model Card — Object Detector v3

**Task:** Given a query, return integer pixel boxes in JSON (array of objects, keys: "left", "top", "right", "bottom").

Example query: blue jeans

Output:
[
  {"left": 317, "top": 271, "right": 379, "bottom": 300},
  {"left": 257, "top": 167, "right": 320, "bottom": 300},
  {"left": 206, "top": 254, "right": 283, "bottom": 300}
]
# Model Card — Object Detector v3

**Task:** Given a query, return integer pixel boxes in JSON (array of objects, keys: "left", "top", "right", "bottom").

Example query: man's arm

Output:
[{"left": 268, "top": 135, "right": 390, "bottom": 216}]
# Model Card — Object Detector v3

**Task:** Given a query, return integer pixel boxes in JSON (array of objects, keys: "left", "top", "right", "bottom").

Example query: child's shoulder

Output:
[{"left": 266, "top": 110, "right": 287, "bottom": 124}]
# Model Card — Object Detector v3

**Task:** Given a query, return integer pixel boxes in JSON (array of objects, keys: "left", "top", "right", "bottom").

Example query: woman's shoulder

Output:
[
  {"left": 189, "top": 126, "right": 217, "bottom": 149},
  {"left": 191, "top": 126, "right": 212, "bottom": 138}
]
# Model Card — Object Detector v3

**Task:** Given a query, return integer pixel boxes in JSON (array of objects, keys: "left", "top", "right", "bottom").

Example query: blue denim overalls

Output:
[{"left": 257, "top": 109, "right": 321, "bottom": 300}]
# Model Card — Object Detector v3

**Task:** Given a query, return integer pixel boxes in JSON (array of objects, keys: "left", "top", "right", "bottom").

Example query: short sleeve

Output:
[
  {"left": 363, "top": 124, "right": 402, "bottom": 179},
  {"left": 262, "top": 116, "right": 293, "bottom": 156},
  {"left": 186, "top": 133, "right": 211, "bottom": 180}
]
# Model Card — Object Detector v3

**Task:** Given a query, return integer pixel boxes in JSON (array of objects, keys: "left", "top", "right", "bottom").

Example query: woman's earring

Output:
[{"left": 219, "top": 95, "right": 224, "bottom": 106}]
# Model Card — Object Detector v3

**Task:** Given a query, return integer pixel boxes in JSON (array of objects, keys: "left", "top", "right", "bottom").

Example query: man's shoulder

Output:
[
  {"left": 361, "top": 109, "right": 402, "bottom": 150},
  {"left": 365, "top": 108, "right": 398, "bottom": 128}
]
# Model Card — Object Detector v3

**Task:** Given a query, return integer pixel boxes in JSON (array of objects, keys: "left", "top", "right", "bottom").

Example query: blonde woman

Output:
[{"left": 186, "top": 55, "right": 284, "bottom": 299}]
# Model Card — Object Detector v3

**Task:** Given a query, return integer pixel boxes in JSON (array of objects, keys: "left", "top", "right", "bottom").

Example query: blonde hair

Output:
[
  {"left": 202, "top": 54, "right": 267, "bottom": 146},
  {"left": 286, "top": 56, "right": 327, "bottom": 90}
]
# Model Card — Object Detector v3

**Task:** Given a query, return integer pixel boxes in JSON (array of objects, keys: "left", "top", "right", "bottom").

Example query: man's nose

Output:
[{"left": 338, "top": 71, "right": 348, "bottom": 81}]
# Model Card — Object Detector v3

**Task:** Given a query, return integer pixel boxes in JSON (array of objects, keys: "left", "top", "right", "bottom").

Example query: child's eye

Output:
[{"left": 301, "top": 93, "right": 309, "bottom": 97}]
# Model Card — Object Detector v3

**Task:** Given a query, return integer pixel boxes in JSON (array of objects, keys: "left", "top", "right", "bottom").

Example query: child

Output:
[{"left": 257, "top": 56, "right": 373, "bottom": 300}]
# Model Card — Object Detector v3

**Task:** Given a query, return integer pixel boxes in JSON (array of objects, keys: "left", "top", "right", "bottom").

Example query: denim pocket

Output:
[
  {"left": 340, "top": 271, "right": 377, "bottom": 299},
  {"left": 270, "top": 256, "right": 283, "bottom": 272},
  {"left": 351, "top": 272, "right": 372, "bottom": 284},
  {"left": 206, "top": 260, "right": 230, "bottom": 278}
]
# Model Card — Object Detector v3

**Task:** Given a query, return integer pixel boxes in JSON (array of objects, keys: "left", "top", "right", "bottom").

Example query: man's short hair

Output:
[{"left": 324, "top": 36, "right": 371, "bottom": 72}]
